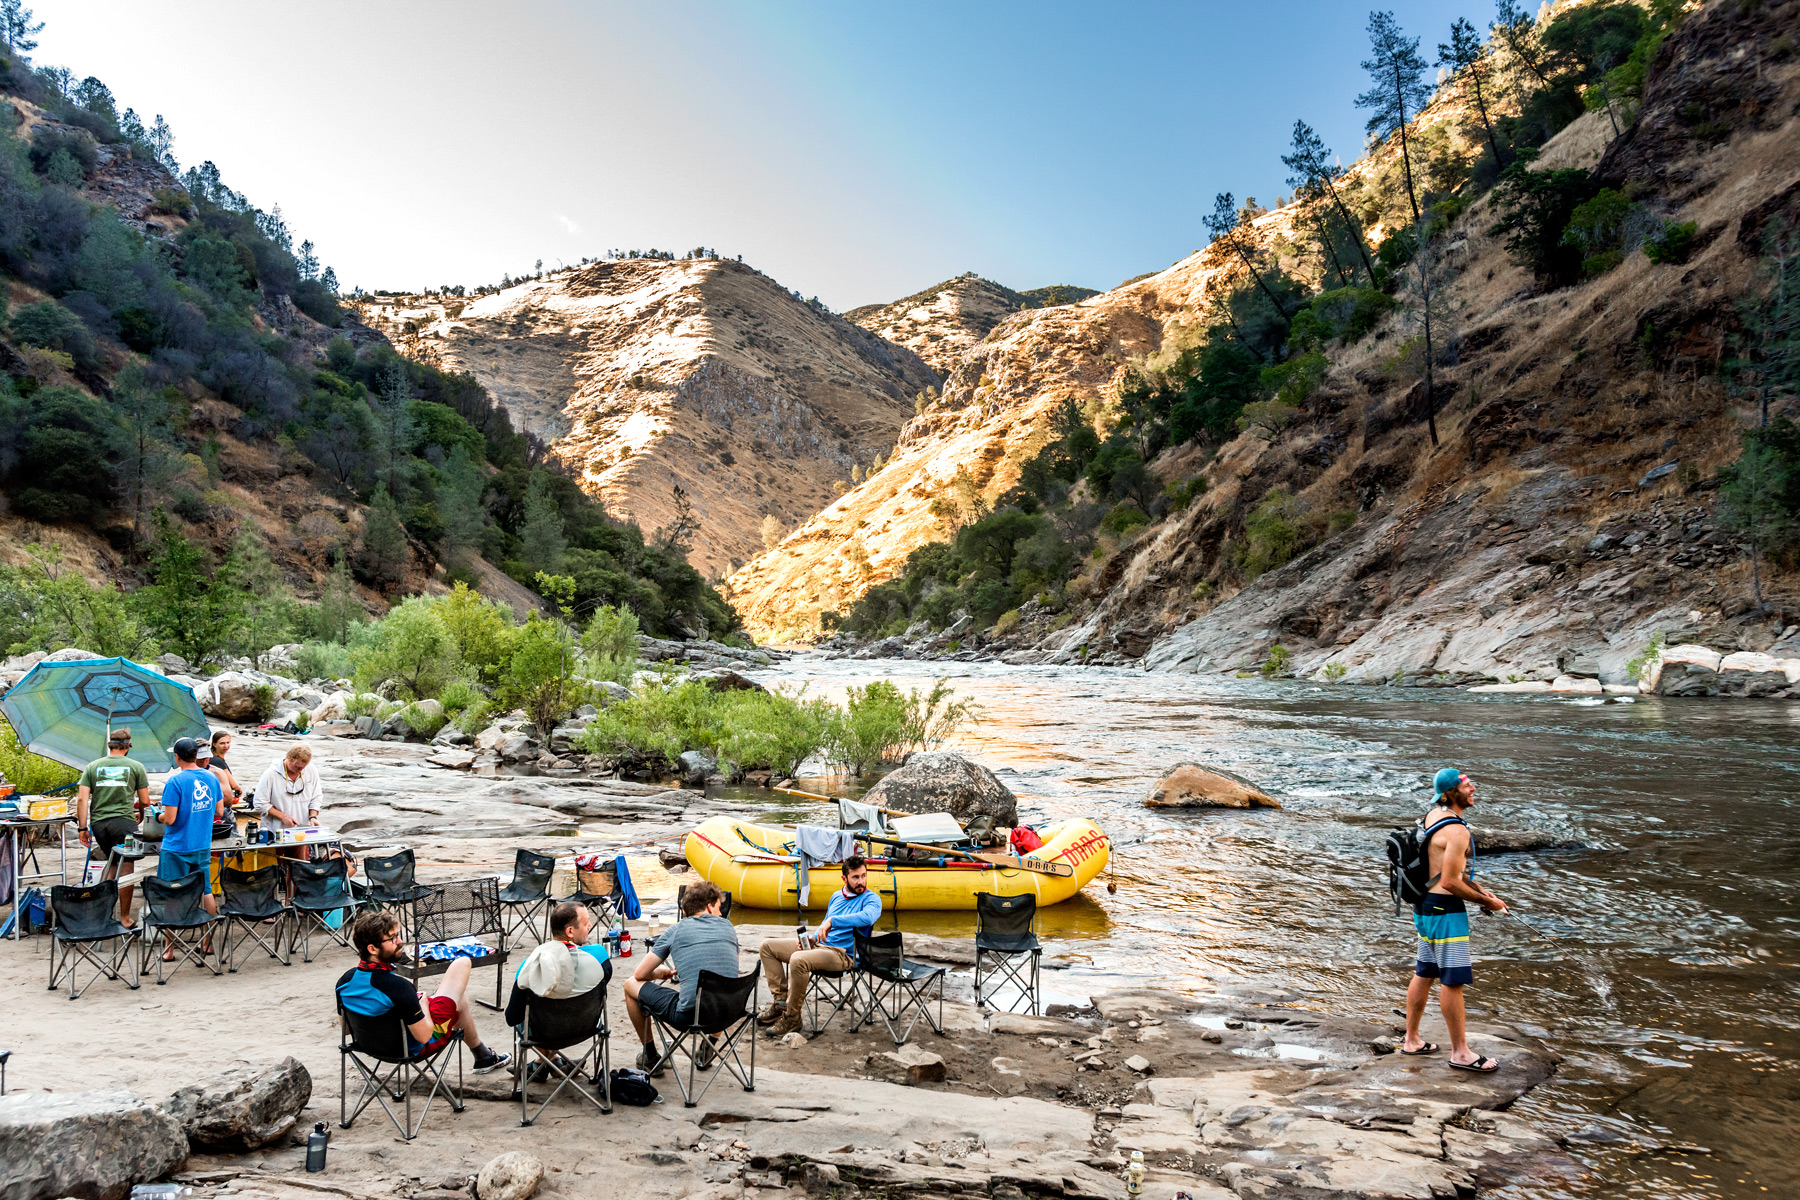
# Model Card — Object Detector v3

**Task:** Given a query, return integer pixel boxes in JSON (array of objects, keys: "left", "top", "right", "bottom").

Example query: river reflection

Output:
[{"left": 712, "top": 655, "right": 1798, "bottom": 1200}]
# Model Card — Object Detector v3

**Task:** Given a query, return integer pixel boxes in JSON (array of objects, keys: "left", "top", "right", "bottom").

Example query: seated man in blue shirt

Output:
[
  {"left": 336, "top": 910, "right": 512, "bottom": 1074},
  {"left": 758, "top": 854, "right": 881, "bottom": 1039}
]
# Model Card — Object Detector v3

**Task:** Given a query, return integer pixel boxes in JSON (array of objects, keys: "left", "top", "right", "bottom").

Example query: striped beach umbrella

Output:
[{"left": 0, "top": 657, "right": 209, "bottom": 773}]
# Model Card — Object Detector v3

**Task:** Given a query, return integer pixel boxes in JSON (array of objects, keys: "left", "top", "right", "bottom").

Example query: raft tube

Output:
[{"left": 683, "top": 815, "right": 1111, "bottom": 911}]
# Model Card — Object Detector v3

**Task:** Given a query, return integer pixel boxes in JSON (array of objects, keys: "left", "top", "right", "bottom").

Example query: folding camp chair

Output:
[
  {"left": 973, "top": 892, "right": 1041, "bottom": 1015},
  {"left": 512, "top": 984, "right": 611, "bottom": 1124},
  {"left": 139, "top": 870, "right": 221, "bottom": 985},
  {"left": 648, "top": 968, "right": 758, "bottom": 1107},
  {"left": 289, "top": 857, "right": 360, "bottom": 962},
  {"left": 364, "top": 849, "right": 433, "bottom": 931},
  {"left": 338, "top": 1004, "right": 464, "bottom": 1140},
  {"left": 559, "top": 859, "right": 624, "bottom": 929},
  {"left": 498, "top": 850, "right": 557, "bottom": 944},
  {"left": 853, "top": 929, "right": 945, "bottom": 1045},
  {"left": 219, "top": 864, "right": 291, "bottom": 972},
  {"left": 47, "top": 881, "right": 139, "bottom": 999}
]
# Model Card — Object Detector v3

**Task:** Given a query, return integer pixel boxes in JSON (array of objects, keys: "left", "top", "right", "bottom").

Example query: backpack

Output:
[
  {"left": 1385, "top": 815, "right": 1466, "bottom": 914},
  {"left": 607, "top": 1068, "right": 662, "bottom": 1106}
]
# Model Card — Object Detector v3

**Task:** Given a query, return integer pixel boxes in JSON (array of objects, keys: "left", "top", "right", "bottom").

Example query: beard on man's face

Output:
[{"left": 845, "top": 875, "right": 867, "bottom": 895}]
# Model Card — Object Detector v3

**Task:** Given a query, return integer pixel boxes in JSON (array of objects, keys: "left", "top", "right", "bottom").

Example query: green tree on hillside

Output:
[
  {"left": 140, "top": 516, "right": 238, "bottom": 666},
  {"left": 1204, "top": 192, "right": 1295, "bottom": 335},
  {"left": 1439, "top": 17, "right": 1505, "bottom": 168},
  {"left": 0, "top": 0, "right": 44, "bottom": 53},
  {"left": 1282, "top": 119, "right": 1377, "bottom": 282},
  {"left": 108, "top": 363, "right": 180, "bottom": 548},
  {"left": 1719, "top": 426, "right": 1797, "bottom": 611},
  {"left": 518, "top": 471, "right": 567, "bottom": 577},
  {"left": 221, "top": 526, "right": 292, "bottom": 667},
  {"left": 1356, "top": 10, "right": 1432, "bottom": 223},
  {"left": 357, "top": 483, "right": 410, "bottom": 592}
]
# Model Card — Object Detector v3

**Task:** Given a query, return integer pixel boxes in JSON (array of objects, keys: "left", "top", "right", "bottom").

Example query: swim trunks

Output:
[{"left": 1413, "top": 892, "right": 1473, "bottom": 987}]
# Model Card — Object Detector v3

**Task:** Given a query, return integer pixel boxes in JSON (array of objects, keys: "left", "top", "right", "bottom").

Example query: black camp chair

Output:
[
  {"left": 338, "top": 1003, "right": 464, "bottom": 1140},
  {"left": 558, "top": 859, "right": 625, "bottom": 929},
  {"left": 364, "top": 849, "right": 433, "bottom": 927},
  {"left": 852, "top": 929, "right": 945, "bottom": 1045},
  {"left": 47, "top": 880, "right": 140, "bottom": 999},
  {"left": 973, "top": 892, "right": 1041, "bottom": 1015},
  {"left": 512, "top": 984, "right": 611, "bottom": 1124},
  {"left": 498, "top": 850, "right": 557, "bottom": 945},
  {"left": 647, "top": 968, "right": 759, "bottom": 1108},
  {"left": 289, "top": 857, "right": 360, "bottom": 962},
  {"left": 139, "top": 870, "right": 221, "bottom": 985},
  {"left": 219, "top": 864, "right": 291, "bottom": 971}
]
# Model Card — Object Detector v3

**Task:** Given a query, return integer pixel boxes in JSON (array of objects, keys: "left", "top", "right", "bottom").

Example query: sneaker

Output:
[
  {"left": 470, "top": 1047, "right": 512, "bottom": 1074},
  {"left": 765, "top": 1012, "right": 802, "bottom": 1040},
  {"left": 757, "top": 1002, "right": 786, "bottom": 1025},
  {"left": 694, "top": 1037, "right": 717, "bottom": 1071},
  {"left": 636, "top": 1044, "right": 665, "bottom": 1077}
]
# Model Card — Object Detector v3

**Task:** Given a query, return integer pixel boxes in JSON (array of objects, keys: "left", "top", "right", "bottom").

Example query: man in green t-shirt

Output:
[{"left": 76, "top": 727, "right": 152, "bottom": 925}]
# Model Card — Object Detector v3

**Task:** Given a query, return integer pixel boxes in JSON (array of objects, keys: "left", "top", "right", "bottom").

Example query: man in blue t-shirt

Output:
[
  {"left": 758, "top": 854, "right": 882, "bottom": 1039},
  {"left": 154, "top": 737, "right": 224, "bottom": 958}
]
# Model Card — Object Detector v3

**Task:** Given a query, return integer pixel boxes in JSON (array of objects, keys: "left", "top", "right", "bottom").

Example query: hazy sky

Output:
[{"left": 35, "top": 0, "right": 1489, "bottom": 310}]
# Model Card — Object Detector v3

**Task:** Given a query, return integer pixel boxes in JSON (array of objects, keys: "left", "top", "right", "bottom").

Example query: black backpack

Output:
[
  {"left": 1385, "top": 815, "right": 1466, "bottom": 914},
  {"left": 607, "top": 1068, "right": 662, "bottom": 1106}
]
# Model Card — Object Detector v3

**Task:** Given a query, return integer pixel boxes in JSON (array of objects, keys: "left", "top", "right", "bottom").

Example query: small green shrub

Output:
[
  {"left": 1322, "top": 662, "right": 1348, "bottom": 681},
  {"left": 1643, "top": 220, "right": 1698, "bottom": 265},
  {"left": 1626, "top": 633, "right": 1666, "bottom": 682},
  {"left": 1242, "top": 489, "right": 1304, "bottom": 580},
  {"left": 398, "top": 701, "right": 446, "bottom": 739},
  {"left": 377, "top": 699, "right": 404, "bottom": 721},
  {"left": 944, "top": 639, "right": 962, "bottom": 653},
  {"left": 992, "top": 609, "right": 1022, "bottom": 635},
  {"left": 345, "top": 693, "right": 381, "bottom": 719},
  {"left": 293, "top": 640, "right": 353, "bottom": 683},
  {"left": 1236, "top": 399, "right": 1300, "bottom": 439},
  {"left": 455, "top": 697, "right": 494, "bottom": 735},
  {"left": 1327, "top": 510, "right": 1357, "bottom": 536},
  {"left": 1582, "top": 250, "right": 1626, "bottom": 278},
  {"left": 1260, "top": 644, "right": 1292, "bottom": 678},
  {"left": 1165, "top": 476, "right": 1208, "bottom": 511},
  {"left": 1100, "top": 503, "right": 1150, "bottom": 536},
  {"left": 835, "top": 681, "right": 910, "bottom": 776},
  {"left": 438, "top": 678, "right": 478, "bottom": 717},
  {"left": 251, "top": 684, "right": 277, "bottom": 721}
]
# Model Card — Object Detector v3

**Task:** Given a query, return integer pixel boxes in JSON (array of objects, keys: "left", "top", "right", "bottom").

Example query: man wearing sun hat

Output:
[{"left": 1400, "top": 767, "right": 1509, "bottom": 1074}]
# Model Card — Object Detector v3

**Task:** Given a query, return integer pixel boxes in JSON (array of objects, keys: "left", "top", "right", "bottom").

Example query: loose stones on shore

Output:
[
  {"left": 1142, "top": 763, "right": 1281, "bottom": 809},
  {"left": 476, "top": 1152, "right": 545, "bottom": 1200}
]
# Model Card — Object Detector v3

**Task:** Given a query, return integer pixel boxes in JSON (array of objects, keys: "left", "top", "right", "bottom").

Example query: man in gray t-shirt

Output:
[{"left": 623, "top": 881, "right": 741, "bottom": 1074}]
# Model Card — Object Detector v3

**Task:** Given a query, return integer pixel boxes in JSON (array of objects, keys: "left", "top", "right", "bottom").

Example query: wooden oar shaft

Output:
[{"left": 772, "top": 785, "right": 910, "bottom": 818}]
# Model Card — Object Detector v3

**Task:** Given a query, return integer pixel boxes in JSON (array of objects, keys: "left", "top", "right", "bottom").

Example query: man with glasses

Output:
[{"left": 336, "top": 910, "right": 512, "bottom": 1074}]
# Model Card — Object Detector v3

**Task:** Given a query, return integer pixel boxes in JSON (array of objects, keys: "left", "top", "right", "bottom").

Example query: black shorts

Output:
[
  {"left": 91, "top": 816, "right": 137, "bottom": 858},
  {"left": 635, "top": 981, "right": 695, "bottom": 1028}
]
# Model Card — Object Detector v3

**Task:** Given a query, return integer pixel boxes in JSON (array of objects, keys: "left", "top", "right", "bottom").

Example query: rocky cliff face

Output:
[
  {"left": 845, "top": 275, "right": 1102, "bottom": 375},
  {"left": 360, "top": 259, "right": 937, "bottom": 579},
  {"left": 733, "top": 0, "right": 1800, "bottom": 676}
]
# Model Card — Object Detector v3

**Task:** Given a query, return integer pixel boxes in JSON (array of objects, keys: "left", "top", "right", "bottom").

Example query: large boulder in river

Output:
[
  {"left": 164, "top": 1057, "right": 312, "bottom": 1152},
  {"left": 195, "top": 671, "right": 263, "bottom": 721},
  {"left": 1718, "top": 651, "right": 1793, "bottom": 697},
  {"left": 0, "top": 1088, "right": 188, "bottom": 1200},
  {"left": 1649, "top": 644, "right": 1722, "bottom": 696},
  {"left": 1142, "top": 764, "right": 1281, "bottom": 810},
  {"left": 864, "top": 751, "right": 1018, "bottom": 826}
]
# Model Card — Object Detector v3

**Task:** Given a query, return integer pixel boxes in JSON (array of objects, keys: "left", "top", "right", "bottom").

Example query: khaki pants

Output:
[{"left": 759, "top": 938, "right": 852, "bottom": 1015}]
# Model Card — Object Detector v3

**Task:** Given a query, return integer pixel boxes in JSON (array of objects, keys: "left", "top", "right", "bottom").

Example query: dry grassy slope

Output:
[
  {"left": 725, "top": 244, "right": 1266, "bottom": 638},
  {"left": 1062, "top": 0, "right": 1800, "bottom": 681},
  {"left": 359, "top": 259, "right": 937, "bottom": 580},
  {"left": 844, "top": 275, "right": 1032, "bottom": 375}
]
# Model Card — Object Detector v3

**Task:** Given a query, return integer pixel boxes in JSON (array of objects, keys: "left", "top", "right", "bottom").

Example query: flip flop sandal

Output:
[
  {"left": 1449, "top": 1055, "right": 1499, "bottom": 1073},
  {"left": 1400, "top": 1042, "right": 1439, "bottom": 1056}
]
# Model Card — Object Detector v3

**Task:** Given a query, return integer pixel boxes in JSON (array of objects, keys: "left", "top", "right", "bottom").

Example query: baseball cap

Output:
[
  {"left": 194, "top": 742, "right": 212, "bottom": 760},
  {"left": 172, "top": 737, "right": 202, "bottom": 761},
  {"left": 1433, "top": 767, "right": 1465, "bottom": 795}
]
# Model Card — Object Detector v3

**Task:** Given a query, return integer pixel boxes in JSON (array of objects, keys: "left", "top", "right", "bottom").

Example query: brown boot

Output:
[
  {"left": 757, "top": 1002, "right": 786, "bottom": 1025},
  {"left": 766, "top": 1012, "right": 803, "bottom": 1039}
]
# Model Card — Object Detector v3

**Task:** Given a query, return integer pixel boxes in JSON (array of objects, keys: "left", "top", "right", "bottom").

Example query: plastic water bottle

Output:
[
  {"left": 305, "top": 1122, "right": 329, "bottom": 1172},
  {"left": 1125, "top": 1149, "right": 1144, "bottom": 1196}
]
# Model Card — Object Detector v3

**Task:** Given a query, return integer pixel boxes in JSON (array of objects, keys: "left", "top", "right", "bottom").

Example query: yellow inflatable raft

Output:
[{"left": 684, "top": 816, "right": 1111, "bottom": 911}]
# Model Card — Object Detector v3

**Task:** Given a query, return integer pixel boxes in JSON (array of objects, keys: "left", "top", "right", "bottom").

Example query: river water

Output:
[{"left": 741, "top": 656, "right": 1798, "bottom": 1200}]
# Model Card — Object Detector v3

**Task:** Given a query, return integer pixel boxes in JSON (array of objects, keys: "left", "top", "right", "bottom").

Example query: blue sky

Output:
[{"left": 34, "top": 0, "right": 1492, "bottom": 310}]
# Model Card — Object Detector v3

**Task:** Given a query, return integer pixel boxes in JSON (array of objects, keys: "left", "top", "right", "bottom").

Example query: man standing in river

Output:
[{"left": 1402, "top": 767, "right": 1507, "bottom": 1073}]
